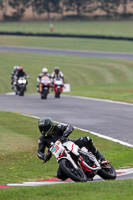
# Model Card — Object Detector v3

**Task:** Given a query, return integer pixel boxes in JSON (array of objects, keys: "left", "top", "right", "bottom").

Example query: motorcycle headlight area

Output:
[{"left": 18, "top": 79, "right": 26, "bottom": 84}]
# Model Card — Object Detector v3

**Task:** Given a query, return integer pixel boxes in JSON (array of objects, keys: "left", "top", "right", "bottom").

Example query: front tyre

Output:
[
  {"left": 98, "top": 164, "right": 116, "bottom": 180},
  {"left": 59, "top": 159, "right": 87, "bottom": 182}
]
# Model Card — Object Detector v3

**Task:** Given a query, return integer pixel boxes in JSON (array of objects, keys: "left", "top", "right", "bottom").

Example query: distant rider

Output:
[
  {"left": 14, "top": 66, "right": 29, "bottom": 94},
  {"left": 16, "top": 66, "right": 29, "bottom": 79},
  {"left": 37, "top": 68, "right": 51, "bottom": 92},
  {"left": 51, "top": 67, "right": 64, "bottom": 84},
  {"left": 37, "top": 117, "right": 105, "bottom": 180},
  {"left": 11, "top": 66, "right": 19, "bottom": 89}
]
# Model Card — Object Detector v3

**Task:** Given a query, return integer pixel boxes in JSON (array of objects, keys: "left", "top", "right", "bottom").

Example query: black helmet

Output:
[
  {"left": 54, "top": 67, "right": 59, "bottom": 74},
  {"left": 38, "top": 118, "right": 54, "bottom": 136}
]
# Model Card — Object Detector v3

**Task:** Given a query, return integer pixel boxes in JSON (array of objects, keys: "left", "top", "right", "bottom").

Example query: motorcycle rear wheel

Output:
[
  {"left": 59, "top": 159, "right": 87, "bottom": 182},
  {"left": 97, "top": 164, "right": 116, "bottom": 180}
]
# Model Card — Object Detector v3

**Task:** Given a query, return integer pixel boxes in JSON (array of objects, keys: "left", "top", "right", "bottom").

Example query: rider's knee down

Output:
[
  {"left": 83, "top": 136, "right": 93, "bottom": 146},
  {"left": 83, "top": 136, "right": 97, "bottom": 153}
]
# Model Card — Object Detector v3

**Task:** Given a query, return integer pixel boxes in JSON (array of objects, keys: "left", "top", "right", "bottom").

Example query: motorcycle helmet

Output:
[
  {"left": 19, "top": 66, "right": 23, "bottom": 71},
  {"left": 42, "top": 68, "right": 48, "bottom": 74},
  {"left": 14, "top": 66, "right": 19, "bottom": 70},
  {"left": 54, "top": 67, "right": 59, "bottom": 74},
  {"left": 38, "top": 118, "right": 54, "bottom": 136}
]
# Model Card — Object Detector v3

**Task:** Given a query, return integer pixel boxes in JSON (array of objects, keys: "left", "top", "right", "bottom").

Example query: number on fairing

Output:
[{"left": 51, "top": 145, "right": 59, "bottom": 153}]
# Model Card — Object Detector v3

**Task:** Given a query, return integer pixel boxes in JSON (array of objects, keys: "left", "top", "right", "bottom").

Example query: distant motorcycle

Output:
[
  {"left": 53, "top": 77, "right": 64, "bottom": 98},
  {"left": 49, "top": 138, "right": 116, "bottom": 182},
  {"left": 39, "top": 76, "right": 51, "bottom": 99},
  {"left": 15, "top": 77, "right": 28, "bottom": 96}
]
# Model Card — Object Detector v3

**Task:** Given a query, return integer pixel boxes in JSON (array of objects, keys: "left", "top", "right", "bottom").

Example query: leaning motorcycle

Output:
[
  {"left": 53, "top": 77, "right": 64, "bottom": 98},
  {"left": 39, "top": 76, "right": 51, "bottom": 99},
  {"left": 49, "top": 138, "right": 116, "bottom": 182},
  {"left": 15, "top": 77, "right": 28, "bottom": 96}
]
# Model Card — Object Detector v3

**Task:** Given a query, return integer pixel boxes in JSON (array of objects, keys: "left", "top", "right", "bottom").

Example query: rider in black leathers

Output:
[
  {"left": 16, "top": 66, "right": 29, "bottom": 79},
  {"left": 37, "top": 117, "right": 105, "bottom": 180}
]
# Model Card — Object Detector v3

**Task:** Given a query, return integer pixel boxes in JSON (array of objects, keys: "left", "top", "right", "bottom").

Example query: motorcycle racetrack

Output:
[{"left": 0, "top": 46, "right": 133, "bottom": 185}]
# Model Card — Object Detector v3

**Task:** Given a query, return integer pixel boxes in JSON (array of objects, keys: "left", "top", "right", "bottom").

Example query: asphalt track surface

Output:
[
  {"left": 1, "top": 45, "right": 133, "bottom": 59},
  {"left": 0, "top": 45, "right": 133, "bottom": 181}
]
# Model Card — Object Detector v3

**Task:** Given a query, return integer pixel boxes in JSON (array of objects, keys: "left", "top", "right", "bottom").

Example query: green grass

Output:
[
  {"left": 1, "top": 35, "right": 133, "bottom": 52},
  {"left": 1, "top": 180, "right": 133, "bottom": 200},
  {"left": 1, "top": 21, "right": 133, "bottom": 37},
  {"left": 1, "top": 52, "right": 133, "bottom": 103},
  {"left": 0, "top": 111, "right": 133, "bottom": 186}
]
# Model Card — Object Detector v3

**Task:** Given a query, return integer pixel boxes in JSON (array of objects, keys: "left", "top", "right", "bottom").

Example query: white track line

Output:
[
  {"left": 75, "top": 128, "right": 133, "bottom": 148},
  {"left": 6, "top": 92, "right": 15, "bottom": 95},
  {"left": 5, "top": 168, "right": 133, "bottom": 187},
  {"left": 21, "top": 114, "right": 133, "bottom": 148}
]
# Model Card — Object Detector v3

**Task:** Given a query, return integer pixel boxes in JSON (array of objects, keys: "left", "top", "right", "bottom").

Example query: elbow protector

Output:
[{"left": 63, "top": 125, "right": 74, "bottom": 137}]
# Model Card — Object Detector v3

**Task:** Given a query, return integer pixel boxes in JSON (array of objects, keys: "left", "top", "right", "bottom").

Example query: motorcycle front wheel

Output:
[
  {"left": 59, "top": 159, "right": 87, "bottom": 182},
  {"left": 97, "top": 164, "right": 116, "bottom": 180}
]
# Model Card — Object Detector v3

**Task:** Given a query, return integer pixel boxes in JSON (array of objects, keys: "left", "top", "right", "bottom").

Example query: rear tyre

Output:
[
  {"left": 41, "top": 95, "right": 44, "bottom": 99},
  {"left": 97, "top": 164, "right": 116, "bottom": 180},
  {"left": 59, "top": 159, "right": 87, "bottom": 182}
]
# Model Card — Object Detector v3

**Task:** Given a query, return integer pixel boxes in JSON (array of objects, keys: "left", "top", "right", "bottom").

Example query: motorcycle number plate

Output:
[
  {"left": 51, "top": 145, "right": 59, "bottom": 153},
  {"left": 51, "top": 147, "right": 56, "bottom": 152}
]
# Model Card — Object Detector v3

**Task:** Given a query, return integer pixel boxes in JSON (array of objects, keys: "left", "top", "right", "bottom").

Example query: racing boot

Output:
[{"left": 94, "top": 149, "right": 105, "bottom": 162}]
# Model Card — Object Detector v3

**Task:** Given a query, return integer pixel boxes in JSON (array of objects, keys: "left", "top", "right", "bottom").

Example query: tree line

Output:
[{"left": 0, "top": 0, "right": 133, "bottom": 21}]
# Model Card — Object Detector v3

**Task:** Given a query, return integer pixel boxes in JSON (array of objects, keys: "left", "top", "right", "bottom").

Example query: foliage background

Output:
[{"left": 1, "top": 0, "right": 133, "bottom": 21}]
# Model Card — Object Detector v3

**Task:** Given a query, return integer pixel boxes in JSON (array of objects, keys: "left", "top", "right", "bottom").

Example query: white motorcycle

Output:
[
  {"left": 49, "top": 138, "right": 116, "bottom": 182},
  {"left": 15, "top": 77, "right": 28, "bottom": 96}
]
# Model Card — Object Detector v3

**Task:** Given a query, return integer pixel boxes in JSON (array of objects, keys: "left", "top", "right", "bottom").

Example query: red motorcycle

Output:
[{"left": 53, "top": 77, "right": 64, "bottom": 98}]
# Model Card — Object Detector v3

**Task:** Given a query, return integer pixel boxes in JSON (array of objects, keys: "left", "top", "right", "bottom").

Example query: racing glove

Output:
[
  {"left": 63, "top": 125, "right": 74, "bottom": 137},
  {"left": 43, "top": 152, "right": 52, "bottom": 163},
  {"left": 60, "top": 136, "right": 68, "bottom": 143}
]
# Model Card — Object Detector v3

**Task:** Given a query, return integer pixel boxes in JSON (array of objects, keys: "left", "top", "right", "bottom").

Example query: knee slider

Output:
[
  {"left": 83, "top": 136, "right": 95, "bottom": 151},
  {"left": 81, "top": 136, "right": 93, "bottom": 146},
  {"left": 87, "top": 136, "right": 93, "bottom": 142}
]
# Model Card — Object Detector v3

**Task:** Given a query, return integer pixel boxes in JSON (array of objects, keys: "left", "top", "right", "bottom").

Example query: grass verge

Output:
[
  {"left": 1, "top": 21, "right": 133, "bottom": 37},
  {"left": 1, "top": 35, "right": 133, "bottom": 53},
  {"left": 1, "top": 180, "right": 133, "bottom": 200}
]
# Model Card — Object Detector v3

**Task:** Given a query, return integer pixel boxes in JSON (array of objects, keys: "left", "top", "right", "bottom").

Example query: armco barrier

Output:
[{"left": 1, "top": 31, "right": 133, "bottom": 41}]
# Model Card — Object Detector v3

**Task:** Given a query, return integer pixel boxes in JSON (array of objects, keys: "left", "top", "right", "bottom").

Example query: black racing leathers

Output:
[
  {"left": 16, "top": 70, "right": 28, "bottom": 78},
  {"left": 37, "top": 124, "right": 74, "bottom": 161}
]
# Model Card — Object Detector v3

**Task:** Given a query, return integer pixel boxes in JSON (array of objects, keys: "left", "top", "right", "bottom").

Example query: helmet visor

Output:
[{"left": 40, "top": 124, "right": 54, "bottom": 136}]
